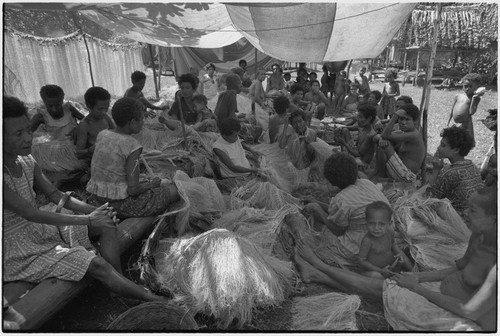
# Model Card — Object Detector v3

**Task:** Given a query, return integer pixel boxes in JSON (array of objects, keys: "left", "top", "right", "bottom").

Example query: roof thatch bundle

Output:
[{"left": 395, "top": 3, "right": 498, "bottom": 50}]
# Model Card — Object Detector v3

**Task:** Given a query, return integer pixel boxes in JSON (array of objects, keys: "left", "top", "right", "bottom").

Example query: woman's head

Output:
[
  {"left": 219, "top": 118, "right": 241, "bottom": 142},
  {"left": 84, "top": 86, "right": 111, "bottom": 120},
  {"left": 3, "top": 96, "right": 32, "bottom": 157},
  {"left": 323, "top": 152, "right": 358, "bottom": 189},
  {"left": 273, "top": 96, "right": 290, "bottom": 116},
  {"left": 368, "top": 90, "right": 382, "bottom": 105},
  {"left": 111, "top": 97, "right": 144, "bottom": 134},
  {"left": 226, "top": 73, "right": 243, "bottom": 93},
  {"left": 178, "top": 73, "right": 198, "bottom": 97},
  {"left": 439, "top": 125, "right": 475, "bottom": 158}
]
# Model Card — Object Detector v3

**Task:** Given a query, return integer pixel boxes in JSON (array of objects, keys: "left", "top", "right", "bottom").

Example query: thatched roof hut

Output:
[{"left": 395, "top": 3, "right": 498, "bottom": 50}]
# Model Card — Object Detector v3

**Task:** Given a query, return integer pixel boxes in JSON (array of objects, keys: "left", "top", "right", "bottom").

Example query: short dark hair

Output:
[
  {"left": 273, "top": 96, "right": 290, "bottom": 116},
  {"left": 365, "top": 201, "right": 393, "bottom": 219},
  {"left": 357, "top": 103, "right": 377, "bottom": 123},
  {"left": 400, "top": 103, "right": 420, "bottom": 121},
  {"left": 206, "top": 63, "right": 216, "bottom": 71},
  {"left": 284, "top": 73, "right": 291, "bottom": 79},
  {"left": 178, "top": 73, "right": 198, "bottom": 91},
  {"left": 396, "top": 95, "right": 413, "bottom": 104},
  {"left": 309, "top": 79, "right": 320, "bottom": 87},
  {"left": 40, "top": 85, "right": 64, "bottom": 100},
  {"left": 111, "top": 97, "right": 144, "bottom": 127},
  {"left": 226, "top": 73, "right": 241, "bottom": 91},
  {"left": 239, "top": 59, "right": 247, "bottom": 67},
  {"left": 131, "top": 71, "right": 146, "bottom": 83},
  {"left": 219, "top": 117, "right": 241, "bottom": 136},
  {"left": 290, "top": 83, "right": 305, "bottom": 95},
  {"left": 309, "top": 72, "right": 317, "bottom": 79},
  {"left": 370, "top": 90, "right": 382, "bottom": 103},
  {"left": 440, "top": 125, "right": 475, "bottom": 156},
  {"left": 192, "top": 94, "right": 208, "bottom": 106},
  {"left": 84, "top": 87, "right": 111, "bottom": 109},
  {"left": 289, "top": 108, "right": 306, "bottom": 124},
  {"left": 323, "top": 152, "right": 358, "bottom": 189},
  {"left": 3, "top": 96, "right": 28, "bottom": 120},
  {"left": 462, "top": 73, "right": 482, "bottom": 84}
]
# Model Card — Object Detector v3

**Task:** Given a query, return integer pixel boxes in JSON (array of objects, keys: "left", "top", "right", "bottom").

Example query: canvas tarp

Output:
[{"left": 8, "top": 3, "right": 417, "bottom": 62}]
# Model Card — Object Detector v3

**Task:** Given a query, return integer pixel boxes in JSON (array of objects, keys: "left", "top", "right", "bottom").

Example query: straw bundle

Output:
[
  {"left": 31, "top": 135, "right": 86, "bottom": 172},
  {"left": 155, "top": 228, "right": 297, "bottom": 329},
  {"left": 230, "top": 179, "right": 301, "bottom": 211},
  {"left": 212, "top": 205, "right": 301, "bottom": 255},
  {"left": 291, "top": 292, "right": 361, "bottom": 330}
]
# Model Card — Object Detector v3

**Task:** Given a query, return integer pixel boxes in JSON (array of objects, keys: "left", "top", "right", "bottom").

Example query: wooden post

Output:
[
  {"left": 148, "top": 44, "right": 159, "bottom": 99},
  {"left": 157, "top": 46, "right": 162, "bottom": 92},
  {"left": 403, "top": 50, "right": 408, "bottom": 71},
  {"left": 385, "top": 46, "right": 390, "bottom": 69},
  {"left": 414, "top": 48, "right": 421, "bottom": 86},
  {"left": 254, "top": 48, "right": 258, "bottom": 79},
  {"left": 346, "top": 59, "right": 353, "bottom": 78},
  {"left": 419, "top": 3, "right": 442, "bottom": 184}
]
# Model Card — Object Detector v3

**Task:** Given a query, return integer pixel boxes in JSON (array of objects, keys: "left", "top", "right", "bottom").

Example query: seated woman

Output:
[
  {"left": 167, "top": 73, "right": 200, "bottom": 125},
  {"left": 212, "top": 118, "right": 263, "bottom": 189},
  {"left": 293, "top": 186, "right": 497, "bottom": 331},
  {"left": 86, "top": 97, "right": 179, "bottom": 218},
  {"left": 427, "top": 126, "right": 483, "bottom": 220},
  {"left": 3, "top": 96, "right": 166, "bottom": 302},
  {"left": 301, "top": 152, "right": 390, "bottom": 265}
]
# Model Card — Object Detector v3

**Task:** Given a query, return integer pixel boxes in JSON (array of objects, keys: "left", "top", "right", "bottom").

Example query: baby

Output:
[
  {"left": 192, "top": 94, "right": 217, "bottom": 132},
  {"left": 358, "top": 201, "right": 413, "bottom": 278}
]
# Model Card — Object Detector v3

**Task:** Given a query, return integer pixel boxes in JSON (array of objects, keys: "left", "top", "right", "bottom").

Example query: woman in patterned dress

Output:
[{"left": 3, "top": 96, "right": 166, "bottom": 302}]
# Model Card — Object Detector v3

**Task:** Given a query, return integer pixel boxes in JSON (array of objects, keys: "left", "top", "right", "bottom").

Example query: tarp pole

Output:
[
  {"left": 70, "top": 12, "right": 94, "bottom": 87},
  {"left": 254, "top": 48, "right": 258, "bottom": 79},
  {"left": 419, "top": 3, "right": 442, "bottom": 184},
  {"left": 157, "top": 46, "right": 162, "bottom": 92},
  {"left": 148, "top": 44, "right": 159, "bottom": 99}
]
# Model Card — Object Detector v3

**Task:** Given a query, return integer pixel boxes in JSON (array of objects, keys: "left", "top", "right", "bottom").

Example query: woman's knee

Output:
[{"left": 87, "top": 256, "right": 114, "bottom": 278}]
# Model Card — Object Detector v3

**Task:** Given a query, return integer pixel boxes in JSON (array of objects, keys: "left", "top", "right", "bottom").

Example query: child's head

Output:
[
  {"left": 3, "top": 96, "right": 32, "bottom": 157},
  {"left": 271, "top": 63, "right": 281, "bottom": 73},
  {"left": 273, "top": 96, "right": 290, "bottom": 116},
  {"left": 349, "top": 82, "right": 360, "bottom": 94},
  {"left": 395, "top": 95, "right": 413, "bottom": 109},
  {"left": 323, "top": 152, "right": 358, "bottom": 189},
  {"left": 131, "top": 71, "right": 146, "bottom": 90},
  {"left": 309, "top": 72, "right": 317, "bottom": 81},
  {"left": 467, "top": 186, "right": 497, "bottom": 233},
  {"left": 461, "top": 73, "right": 482, "bottom": 96},
  {"left": 290, "top": 83, "right": 305, "bottom": 101},
  {"left": 385, "top": 68, "right": 398, "bottom": 82},
  {"left": 357, "top": 103, "right": 377, "bottom": 126},
  {"left": 192, "top": 94, "right": 208, "bottom": 113},
  {"left": 368, "top": 90, "right": 382, "bottom": 105},
  {"left": 309, "top": 80, "right": 321, "bottom": 92},
  {"left": 239, "top": 59, "right": 247, "bottom": 69},
  {"left": 284, "top": 73, "right": 291, "bottom": 81},
  {"left": 84, "top": 86, "right": 111, "bottom": 120},
  {"left": 40, "top": 84, "right": 65, "bottom": 119},
  {"left": 365, "top": 201, "right": 393, "bottom": 238},
  {"left": 296, "top": 75, "right": 306, "bottom": 84},
  {"left": 219, "top": 117, "right": 241, "bottom": 143},
  {"left": 289, "top": 109, "right": 307, "bottom": 135},
  {"left": 178, "top": 73, "right": 198, "bottom": 97},
  {"left": 438, "top": 125, "right": 475, "bottom": 158},
  {"left": 111, "top": 97, "right": 144, "bottom": 134},
  {"left": 322, "top": 64, "right": 329, "bottom": 73},
  {"left": 226, "top": 73, "right": 243, "bottom": 93}
]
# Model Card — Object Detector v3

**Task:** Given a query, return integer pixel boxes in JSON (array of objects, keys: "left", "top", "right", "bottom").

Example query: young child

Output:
[
  {"left": 86, "top": 97, "right": 179, "bottom": 218},
  {"left": 212, "top": 117, "right": 261, "bottom": 179},
  {"left": 249, "top": 69, "right": 268, "bottom": 109},
  {"left": 368, "top": 90, "right": 384, "bottom": 122},
  {"left": 284, "top": 73, "right": 294, "bottom": 92},
  {"left": 214, "top": 73, "right": 242, "bottom": 129},
  {"left": 354, "top": 66, "right": 371, "bottom": 96},
  {"left": 448, "top": 73, "right": 485, "bottom": 145},
  {"left": 75, "top": 87, "right": 115, "bottom": 161},
  {"left": 380, "top": 68, "right": 400, "bottom": 119},
  {"left": 30, "top": 84, "right": 85, "bottom": 139},
  {"left": 124, "top": 71, "right": 167, "bottom": 117},
  {"left": 191, "top": 94, "right": 217, "bottom": 132},
  {"left": 268, "top": 95, "right": 290, "bottom": 144},
  {"left": 358, "top": 201, "right": 413, "bottom": 279}
]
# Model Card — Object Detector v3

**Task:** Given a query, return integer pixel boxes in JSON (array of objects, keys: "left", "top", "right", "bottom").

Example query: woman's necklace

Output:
[{"left": 3, "top": 159, "right": 36, "bottom": 203}]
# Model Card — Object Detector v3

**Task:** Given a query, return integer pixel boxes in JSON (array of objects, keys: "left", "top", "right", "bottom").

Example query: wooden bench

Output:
[{"left": 3, "top": 216, "right": 158, "bottom": 330}]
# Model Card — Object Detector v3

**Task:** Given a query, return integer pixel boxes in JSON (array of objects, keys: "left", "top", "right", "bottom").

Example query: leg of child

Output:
[
  {"left": 87, "top": 256, "right": 168, "bottom": 302},
  {"left": 90, "top": 225, "right": 122, "bottom": 274}
]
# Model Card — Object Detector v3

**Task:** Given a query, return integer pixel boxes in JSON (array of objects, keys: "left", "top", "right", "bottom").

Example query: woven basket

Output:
[{"left": 106, "top": 302, "right": 198, "bottom": 331}]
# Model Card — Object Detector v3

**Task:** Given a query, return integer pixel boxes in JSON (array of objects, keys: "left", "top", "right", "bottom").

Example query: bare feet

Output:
[
  {"left": 295, "top": 239, "right": 322, "bottom": 268},
  {"left": 292, "top": 251, "right": 315, "bottom": 284}
]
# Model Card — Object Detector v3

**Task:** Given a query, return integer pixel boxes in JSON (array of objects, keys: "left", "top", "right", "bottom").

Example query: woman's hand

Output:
[
  {"left": 89, "top": 203, "right": 118, "bottom": 229},
  {"left": 392, "top": 273, "right": 420, "bottom": 291},
  {"left": 149, "top": 177, "right": 161, "bottom": 188},
  {"left": 432, "top": 150, "right": 444, "bottom": 171},
  {"left": 381, "top": 266, "right": 396, "bottom": 278}
]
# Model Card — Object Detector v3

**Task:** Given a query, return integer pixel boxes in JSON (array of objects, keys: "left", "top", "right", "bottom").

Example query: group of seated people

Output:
[{"left": 4, "top": 61, "right": 496, "bottom": 331}]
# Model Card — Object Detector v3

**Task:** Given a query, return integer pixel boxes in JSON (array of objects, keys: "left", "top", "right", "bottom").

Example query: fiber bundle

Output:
[
  {"left": 291, "top": 292, "right": 361, "bottom": 330},
  {"left": 155, "top": 228, "right": 297, "bottom": 328},
  {"left": 230, "top": 179, "right": 301, "bottom": 211}
]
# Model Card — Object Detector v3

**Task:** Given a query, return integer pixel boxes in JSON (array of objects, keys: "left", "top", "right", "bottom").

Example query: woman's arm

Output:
[
  {"left": 213, "top": 148, "right": 257, "bottom": 174},
  {"left": 125, "top": 148, "right": 160, "bottom": 196},
  {"left": 74, "top": 122, "right": 92, "bottom": 159}
]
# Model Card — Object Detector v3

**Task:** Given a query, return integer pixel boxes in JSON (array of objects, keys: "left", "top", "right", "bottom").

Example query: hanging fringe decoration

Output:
[
  {"left": 291, "top": 292, "right": 361, "bottom": 330},
  {"left": 155, "top": 228, "right": 298, "bottom": 329}
]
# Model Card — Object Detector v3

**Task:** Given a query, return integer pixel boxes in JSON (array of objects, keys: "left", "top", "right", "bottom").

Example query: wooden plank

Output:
[{"left": 4, "top": 216, "right": 157, "bottom": 330}]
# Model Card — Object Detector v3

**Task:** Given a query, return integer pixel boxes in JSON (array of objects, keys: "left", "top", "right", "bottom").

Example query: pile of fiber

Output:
[
  {"left": 155, "top": 228, "right": 297, "bottom": 328},
  {"left": 291, "top": 293, "right": 361, "bottom": 330},
  {"left": 212, "top": 204, "right": 300, "bottom": 255},
  {"left": 392, "top": 186, "right": 470, "bottom": 271},
  {"left": 230, "top": 179, "right": 301, "bottom": 211},
  {"left": 31, "top": 133, "right": 87, "bottom": 172}
]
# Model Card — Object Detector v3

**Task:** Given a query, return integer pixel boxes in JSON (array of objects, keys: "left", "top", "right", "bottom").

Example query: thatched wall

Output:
[{"left": 395, "top": 3, "right": 498, "bottom": 50}]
